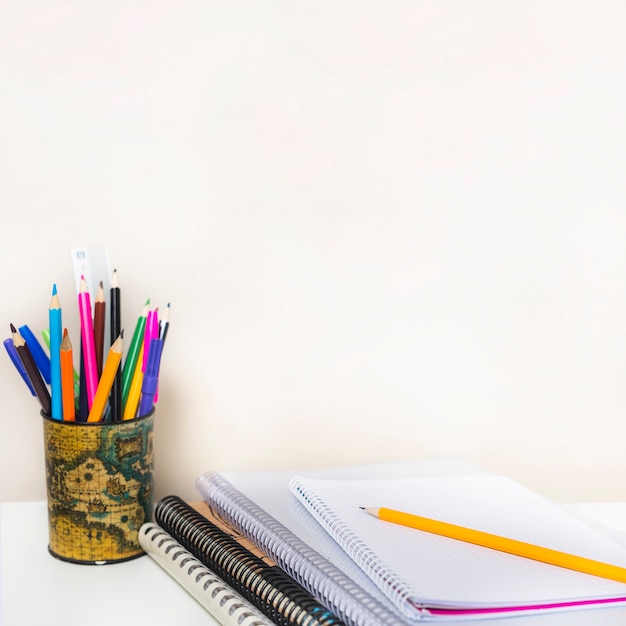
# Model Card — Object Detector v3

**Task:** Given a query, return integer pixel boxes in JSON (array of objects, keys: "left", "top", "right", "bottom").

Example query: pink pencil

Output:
[{"left": 78, "top": 276, "right": 99, "bottom": 408}]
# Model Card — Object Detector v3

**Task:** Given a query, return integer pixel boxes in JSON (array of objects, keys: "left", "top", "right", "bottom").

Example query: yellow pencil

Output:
[
  {"left": 123, "top": 346, "right": 144, "bottom": 421},
  {"left": 87, "top": 332, "right": 124, "bottom": 423},
  {"left": 362, "top": 506, "right": 626, "bottom": 585}
]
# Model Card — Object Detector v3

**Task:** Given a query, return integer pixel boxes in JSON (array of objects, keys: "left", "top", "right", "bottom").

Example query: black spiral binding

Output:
[{"left": 155, "top": 496, "right": 345, "bottom": 626}]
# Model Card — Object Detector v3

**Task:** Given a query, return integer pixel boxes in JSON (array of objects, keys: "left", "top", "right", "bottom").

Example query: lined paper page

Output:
[{"left": 290, "top": 475, "right": 626, "bottom": 609}]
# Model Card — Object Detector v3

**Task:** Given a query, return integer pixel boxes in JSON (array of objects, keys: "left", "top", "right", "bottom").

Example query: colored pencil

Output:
[
  {"left": 87, "top": 332, "right": 124, "bottom": 423},
  {"left": 109, "top": 269, "right": 122, "bottom": 421},
  {"left": 362, "top": 506, "right": 626, "bottom": 585},
  {"left": 123, "top": 346, "right": 144, "bottom": 421},
  {"left": 60, "top": 329, "right": 75, "bottom": 421},
  {"left": 142, "top": 308, "right": 158, "bottom": 373},
  {"left": 3, "top": 337, "right": 37, "bottom": 396},
  {"left": 122, "top": 299, "right": 149, "bottom": 409},
  {"left": 159, "top": 302, "right": 170, "bottom": 341},
  {"left": 10, "top": 323, "right": 51, "bottom": 415},
  {"left": 77, "top": 335, "right": 89, "bottom": 421},
  {"left": 93, "top": 281, "right": 106, "bottom": 378},
  {"left": 154, "top": 302, "right": 170, "bottom": 403},
  {"left": 7, "top": 274, "right": 169, "bottom": 423},
  {"left": 42, "top": 328, "right": 79, "bottom": 397},
  {"left": 49, "top": 284, "right": 63, "bottom": 420},
  {"left": 78, "top": 276, "right": 99, "bottom": 409},
  {"left": 19, "top": 324, "right": 51, "bottom": 384},
  {"left": 138, "top": 337, "right": 164, "bottom": 417}
]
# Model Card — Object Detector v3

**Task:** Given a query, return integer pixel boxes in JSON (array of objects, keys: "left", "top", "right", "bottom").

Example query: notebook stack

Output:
[{"left": 140, "top": 459, "right": 626, "bottom": 624}]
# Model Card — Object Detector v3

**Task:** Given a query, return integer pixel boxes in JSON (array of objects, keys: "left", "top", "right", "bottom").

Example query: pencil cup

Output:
[{"left": 41, "top": 410, "right": 155, "bottom": 564}]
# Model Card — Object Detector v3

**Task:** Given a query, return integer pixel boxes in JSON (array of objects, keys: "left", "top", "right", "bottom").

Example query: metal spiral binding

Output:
[
  {"left": 139, "top": 523, "right": 272, "bottom": 626},
  {"left": 155, "top": 496, "right": 345, "bottom": 626}
]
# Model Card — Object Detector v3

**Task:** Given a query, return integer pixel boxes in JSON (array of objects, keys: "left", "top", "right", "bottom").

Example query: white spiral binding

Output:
[
  {"left": 139, "top": 523, "right": 273, "bottom": 626},
  {"left": 289, "top": 477, "right": 418, "bottom": 620},
  {"left": 196, "top": 472, "right": 416, "bottom": 625}
]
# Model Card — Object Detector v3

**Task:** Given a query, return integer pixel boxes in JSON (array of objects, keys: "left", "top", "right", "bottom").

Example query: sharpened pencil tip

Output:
[
  {"left": 52, "top": 283, "right": 57, "bottom": 295},
  {"left": 9, "top": 323, "right": 16, "bottom": 333}
]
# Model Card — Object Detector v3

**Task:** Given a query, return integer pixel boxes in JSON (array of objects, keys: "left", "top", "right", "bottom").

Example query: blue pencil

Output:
[
  {"left": 18, "top": 324, "right": 51, "bottom": 384},
  {"left": 138, "top": 337, "right": 164, "bottom": 417},
  {"left": 49, "top": 284, "right": 63, "bottom": 420}
]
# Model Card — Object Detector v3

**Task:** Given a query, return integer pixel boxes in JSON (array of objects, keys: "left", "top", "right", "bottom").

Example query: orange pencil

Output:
[
  {"left": 87, "top": 332, "right": 124, "bottom": 423},
  {"left": 60, "top": 329, "right": 75, "bottom": 421}
]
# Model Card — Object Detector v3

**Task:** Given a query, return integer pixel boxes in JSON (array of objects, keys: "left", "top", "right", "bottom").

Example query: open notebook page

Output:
[{"left": 290, "top": 475, "right": 626, "bottom": 610}]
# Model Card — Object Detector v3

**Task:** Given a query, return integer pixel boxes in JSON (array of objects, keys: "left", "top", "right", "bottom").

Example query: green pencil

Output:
[{"left": 121, "top": 299, "right": 150, "bottom": 410}]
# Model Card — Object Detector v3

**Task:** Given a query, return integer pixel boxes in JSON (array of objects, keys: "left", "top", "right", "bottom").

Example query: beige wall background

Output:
[{"left": 1, "top": 1, "right": 625, "bottom": 505}]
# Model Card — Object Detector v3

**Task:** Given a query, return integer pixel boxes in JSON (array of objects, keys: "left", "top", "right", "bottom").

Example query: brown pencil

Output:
[
  {"left": 93, "top": 281, "right": 106, "bottom": 378},
  {"left": 10, "top": 323, "right": 51, "bottom": 415}
]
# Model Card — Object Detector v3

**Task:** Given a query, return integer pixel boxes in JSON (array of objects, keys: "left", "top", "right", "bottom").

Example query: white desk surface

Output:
[{"left": 2, "top": 501, "right": 626, "bottom": 626}]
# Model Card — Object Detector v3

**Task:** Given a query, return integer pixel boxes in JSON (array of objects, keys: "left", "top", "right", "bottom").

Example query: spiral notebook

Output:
[
  {"left": 290, "top": 474, "right": 626, "bottom": 619},
  {"left": 139, "top": 522, "right": 274, "bottom": 626},
  {"left": 154, "top": 495, "right": 345, "bottom": 626},
  {"left": 196, "top": 461, "right": 626, "bottom": 622}
]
